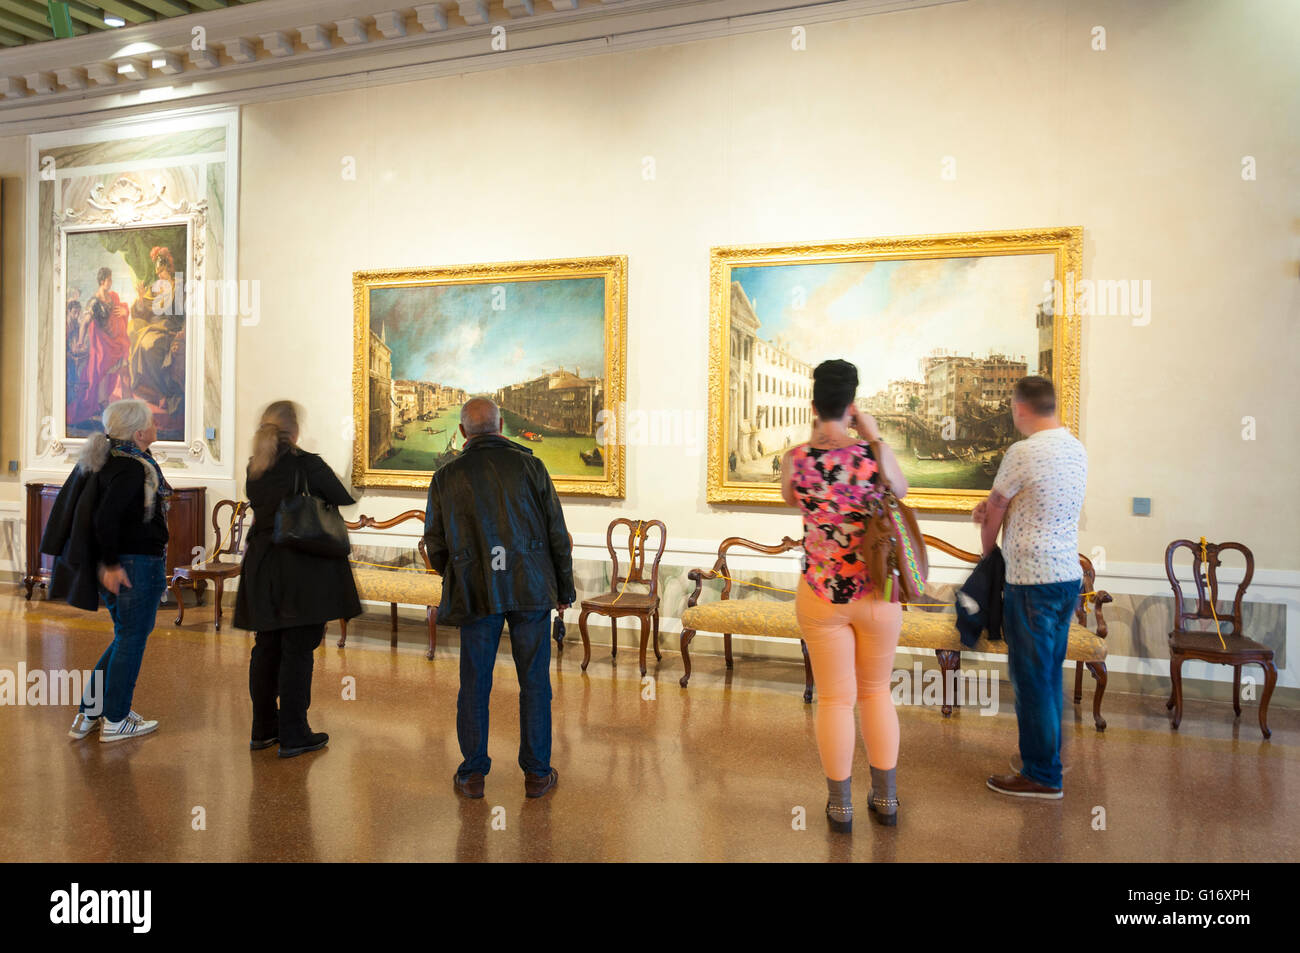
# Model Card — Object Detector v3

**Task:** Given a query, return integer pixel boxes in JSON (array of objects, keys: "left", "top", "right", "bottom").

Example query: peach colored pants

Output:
[{"left": 796, "top": 577, "right": 902, "bottom": 780}]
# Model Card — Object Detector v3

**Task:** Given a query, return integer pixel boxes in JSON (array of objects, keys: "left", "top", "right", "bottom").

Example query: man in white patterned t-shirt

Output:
[{"left": 973, "top": 377, "right": 1087, "bottom": 800}]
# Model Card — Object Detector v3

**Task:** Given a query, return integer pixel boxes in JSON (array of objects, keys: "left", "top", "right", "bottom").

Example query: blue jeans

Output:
[
  {"left": 1003, "top": 579, "right": 1081, "bottom": 789},
  {"left": 456, "top": 608, "right": 553, "bottom": 778},
  {"left": 79, "top": 554, "right": 167, "bottom": 723}
]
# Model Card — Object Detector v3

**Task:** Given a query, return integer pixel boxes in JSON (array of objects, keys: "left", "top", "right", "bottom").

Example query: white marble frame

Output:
[{"left": 23, "top": 107, "right": 239, "bottom": 482}]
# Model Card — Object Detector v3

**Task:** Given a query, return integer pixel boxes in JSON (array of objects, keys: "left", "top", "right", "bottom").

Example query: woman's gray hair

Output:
[{"left": 102, "top": 399, "right": 154, "bottom": 441}]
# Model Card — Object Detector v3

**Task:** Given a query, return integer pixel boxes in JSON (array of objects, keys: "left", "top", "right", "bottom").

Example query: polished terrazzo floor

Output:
[{"left": 1, "top": 590, "right": 1295, "bottom": 862}]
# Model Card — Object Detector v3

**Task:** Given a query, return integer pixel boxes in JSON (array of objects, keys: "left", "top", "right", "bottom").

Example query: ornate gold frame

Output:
[
  {"left": 706, "top": 227, "right": 1083, "bottom": 511},
  {"left": 352, "top": 256, "right": 627, "bottom": 497}
]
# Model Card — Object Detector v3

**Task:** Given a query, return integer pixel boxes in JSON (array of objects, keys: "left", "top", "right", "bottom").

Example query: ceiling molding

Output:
[{"left": 1, "top": 0, "right": 964, "bottom": 135}]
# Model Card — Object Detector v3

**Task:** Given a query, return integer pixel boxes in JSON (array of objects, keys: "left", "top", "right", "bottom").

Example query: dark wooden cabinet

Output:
[{"left": 24, "top": 481, "right": 206, "bottom": 601}]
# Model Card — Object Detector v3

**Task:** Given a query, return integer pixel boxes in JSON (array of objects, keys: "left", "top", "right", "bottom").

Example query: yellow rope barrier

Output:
[
  {"left": 610, "top": 521, "right": 643, "bottom": 605},
  {"left": 349, "top": 559, "right": 433, "bottom": 573},
  {"left": 711, "top": 572, "right": 1097, "bottom": 609},
  {"left": 1200, "top": 536, "right": 1228, "bottom": 651}
]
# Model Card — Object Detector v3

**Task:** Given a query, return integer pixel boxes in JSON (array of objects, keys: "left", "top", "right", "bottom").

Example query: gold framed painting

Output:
[
  {"left": 352, "top": 256, "right": 627, "bottom": 497},
  {"left": 706, "top": 227, "right": 1083, "bottom": 511}
]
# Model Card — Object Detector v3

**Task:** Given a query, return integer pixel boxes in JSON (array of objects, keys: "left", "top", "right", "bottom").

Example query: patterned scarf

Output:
[{"left": 109, "top": 437, "right": 172, "bottom": 521}]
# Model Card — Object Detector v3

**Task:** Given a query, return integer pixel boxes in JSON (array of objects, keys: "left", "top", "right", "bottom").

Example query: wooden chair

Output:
[
  {"left": 578, "top": 518, "right": 667, "bottom": 676},
  {"left": 1165, "top": 539, "right": 1276, "bottom": 738},
  {"left": 170, "top": 499, "right": 250, "bottom": 631}
]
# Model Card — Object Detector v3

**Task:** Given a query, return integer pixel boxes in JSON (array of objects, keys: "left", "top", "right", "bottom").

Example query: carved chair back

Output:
[
  {"left": 1164, "top": 539, "right": 1253, "bottom": 637},
  {"left": 212, "top": 500, "right": 251, "bottom": 560},
  {"left": 604, "top": 518, "right": 667, "bottom": 600}
]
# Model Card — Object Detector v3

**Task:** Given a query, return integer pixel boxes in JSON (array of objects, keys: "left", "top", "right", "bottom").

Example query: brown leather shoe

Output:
[
  {"left": 986, "top": 773, "right": 1063, "bottom": 799},
  {"left": 454, "top": 772, "right": 485, "bottom": 799},
  {"left": 524, "top": 768, "right": 558, "bottom": 798}
]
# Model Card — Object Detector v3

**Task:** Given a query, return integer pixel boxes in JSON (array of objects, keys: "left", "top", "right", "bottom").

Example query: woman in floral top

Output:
[{"left": 780, "top": 359, "right": 909, "bottom": 832}]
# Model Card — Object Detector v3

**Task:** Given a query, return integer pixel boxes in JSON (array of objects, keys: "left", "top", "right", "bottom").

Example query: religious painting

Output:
[
  {"left": 352, "top": 256, "right": 627, "bottom": 497},
  {"left": 62, "top": 222, "right": 190, "bottom": 442},
  {"left": 707, "top": 227, "right": 1083, "bottom": 511}
]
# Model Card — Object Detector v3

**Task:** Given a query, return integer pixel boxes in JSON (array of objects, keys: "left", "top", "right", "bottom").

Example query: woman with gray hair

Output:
[{"left": 49, "top": 399, "right": 170, "bottom": 742}]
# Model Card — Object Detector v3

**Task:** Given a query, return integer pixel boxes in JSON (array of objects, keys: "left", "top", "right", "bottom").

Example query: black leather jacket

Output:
[{"left": 422, "top": 434, "right": 575, "bottom": 625}]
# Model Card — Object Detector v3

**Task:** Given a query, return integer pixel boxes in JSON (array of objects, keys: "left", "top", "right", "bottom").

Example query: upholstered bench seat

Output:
[
  {"left": 679, "top": 600, "right": 1107, "bottom": 662},
  {"left": 677, "top": 533, "right": 1113, "bottom": 729},
  {"left": 353, "top": 567, "right": 442, "bottom": 607},
  {"left": 337, "top": 511, "right": 443, "bottom": 659}
]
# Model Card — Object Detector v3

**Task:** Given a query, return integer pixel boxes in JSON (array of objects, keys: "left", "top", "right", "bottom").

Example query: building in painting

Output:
[
  {"left": 727, "top": 282, "right": 813, "bottom": 466},
  {"left": 1036, "top": 295, "right": 1054, "bottom": 375},
  {"left": 496, "top": 368, "right": 603, "bottom": 436},
  {"left": 368, "top": 329, "right": 393, "bottom": 461},
  {"left": 393, "top": 380, "right": 420, "bottom": 423},
  {"left": 888, "top": 378, "right": 925, "bottom": 413},
  {"left": 979, "top": 354, "right": 1029, "bottom": 406}
]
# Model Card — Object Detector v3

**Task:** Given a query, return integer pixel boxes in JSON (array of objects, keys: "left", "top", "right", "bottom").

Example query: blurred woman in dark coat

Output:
[{"left": 234, "top": 400, "right": 361, "bottom": 758}]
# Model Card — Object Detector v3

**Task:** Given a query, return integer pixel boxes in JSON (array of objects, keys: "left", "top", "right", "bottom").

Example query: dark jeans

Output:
[
  {"left": 456, "top": 608, "right": 553, "bottom": 779},
  {"left": 1004, "top": 579, "right": 1081, "bottom": 789},
  {"left": 79, "top": 554, "right": 166, "bottom": 723},
  {"left": 249, "top": 623, "right": 325, "bottom": 747}
]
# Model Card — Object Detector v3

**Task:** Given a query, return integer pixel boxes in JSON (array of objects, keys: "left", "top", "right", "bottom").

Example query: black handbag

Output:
[{"left": 272, "top": 458, "right": 351, "bottom": 558}]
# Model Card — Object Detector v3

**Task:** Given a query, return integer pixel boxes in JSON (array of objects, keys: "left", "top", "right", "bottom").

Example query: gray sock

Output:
[
  {"left": 826, "top": 777, "right": 852, "bottom": 815},
  {"left": 869, "top": 766, "right": 898, "bottom": 813}
]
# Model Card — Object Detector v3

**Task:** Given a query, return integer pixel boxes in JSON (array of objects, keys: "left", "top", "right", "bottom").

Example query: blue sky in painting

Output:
[
  {"left": 731, "top": 254, "right": 1051, "bottom": 392},
  {"left": 370, "top": 277, "right": 605, "bottom": 393}
]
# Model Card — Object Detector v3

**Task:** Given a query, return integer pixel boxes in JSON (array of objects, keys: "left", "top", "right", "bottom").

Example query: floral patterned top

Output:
[{"left": 789, "top": 441, "right": 883, "bottom": 604}]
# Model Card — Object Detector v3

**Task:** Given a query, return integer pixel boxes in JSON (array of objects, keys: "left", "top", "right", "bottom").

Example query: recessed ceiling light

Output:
[{"left": 104, "top": 15, "right": 125, "bottom": 27}]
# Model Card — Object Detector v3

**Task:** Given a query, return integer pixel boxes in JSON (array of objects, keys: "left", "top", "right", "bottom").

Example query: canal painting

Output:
[
  {"left": 711, "top": 237, "right": 1074, "bottom": 510},
  {"left": 352, "top": 259, "right": 627, "bottom": 496}
]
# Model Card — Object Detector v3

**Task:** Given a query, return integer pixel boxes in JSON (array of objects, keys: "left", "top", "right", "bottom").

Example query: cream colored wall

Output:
[{"left": 231, "top": 0, "right": 1291, "bottom": 571}]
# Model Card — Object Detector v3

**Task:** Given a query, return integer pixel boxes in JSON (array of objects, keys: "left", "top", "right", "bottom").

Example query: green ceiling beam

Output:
[{"left": 186, "top": 0, "right": 228, "bottom": 10}]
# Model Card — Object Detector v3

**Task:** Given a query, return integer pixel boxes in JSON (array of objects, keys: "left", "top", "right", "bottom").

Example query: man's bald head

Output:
[{"left": 460, "top": 397, "right": 502, "bottom": 437}]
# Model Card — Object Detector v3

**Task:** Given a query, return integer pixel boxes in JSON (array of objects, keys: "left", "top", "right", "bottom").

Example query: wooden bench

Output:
[
  {"left": 678, "top": 534, "right": 1113, "bottom": 729},
  {"left": 338, "top": 510, "right": 442, "bottom": 660}
]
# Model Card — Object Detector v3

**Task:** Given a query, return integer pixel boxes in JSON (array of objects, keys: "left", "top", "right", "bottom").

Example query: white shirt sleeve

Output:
[{"left": 992, "top": 442, "right": 1026, "bottom": 500}]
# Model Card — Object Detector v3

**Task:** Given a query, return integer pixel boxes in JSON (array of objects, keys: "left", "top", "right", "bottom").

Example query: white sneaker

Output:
[
  {"left": 68, "top": 712, "right": 100, "bottom": 739},
  {"left": 99, "top": 713, "right": 158, "bottom": 743},
  {"left": 69, "top": 710, "right": 145, "bottom": 740}
]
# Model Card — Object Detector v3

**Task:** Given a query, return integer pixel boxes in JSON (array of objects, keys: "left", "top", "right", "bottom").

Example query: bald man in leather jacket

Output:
[{"left": 423, "top": 397, "right": 574, "bottom": 800}]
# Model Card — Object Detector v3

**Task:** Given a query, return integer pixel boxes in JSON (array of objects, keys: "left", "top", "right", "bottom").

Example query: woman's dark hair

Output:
[{"left": 812, "top": 359, "right": 858, "bottom": 421}]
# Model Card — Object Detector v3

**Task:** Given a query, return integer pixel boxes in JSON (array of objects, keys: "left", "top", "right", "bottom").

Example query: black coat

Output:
[
  {"left": 232, "top": 447, "right": 362, "bottom": 632},
  {"left": 422, "top": 434, "right": 574, "bottom": 626},
  {"left": 955, "top": 545, "right": 1005, "bottom": 648},
  {"left": 41, "top": 454, "right": 169, "bottom": 613}
]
